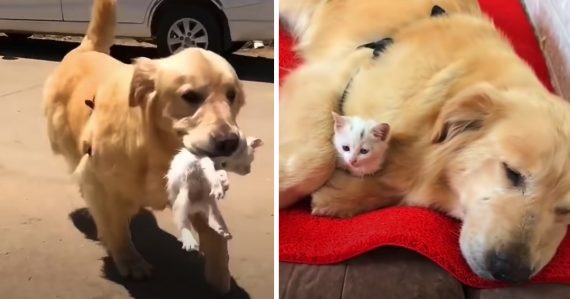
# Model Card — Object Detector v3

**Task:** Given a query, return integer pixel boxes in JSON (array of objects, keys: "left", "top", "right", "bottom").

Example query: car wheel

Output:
[
  {"left": 5, "top": 33, "right": 32, "bottom": 41},
  {"left": 156, "top": 4, "right": 222, "bottom": 56}
]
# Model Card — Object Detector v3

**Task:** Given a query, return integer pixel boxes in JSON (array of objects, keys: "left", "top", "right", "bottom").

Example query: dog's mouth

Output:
[
  {"left": 187, "top": 145, "right": 237, "bottom": 158},
  {"left": 186, "top": 145, "right": 211, "bottom": 157}
]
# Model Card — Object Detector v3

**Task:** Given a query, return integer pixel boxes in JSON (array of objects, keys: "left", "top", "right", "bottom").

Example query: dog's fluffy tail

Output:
[{"left": 78, "top": 0, "right": 117, "bottom": 53}]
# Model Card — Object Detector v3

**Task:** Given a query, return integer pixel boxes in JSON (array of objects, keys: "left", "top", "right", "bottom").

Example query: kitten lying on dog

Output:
[
  {"left": 332, "top": 112, "right": 390, "bottom": 177},
  {"left": 166, "top": 132, "right": 262, "bottom": 251}
]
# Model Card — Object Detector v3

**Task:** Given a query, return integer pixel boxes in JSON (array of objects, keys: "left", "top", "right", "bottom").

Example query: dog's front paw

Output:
[{"left": 311, "top": 188, "right": 363, "bottom": 218}]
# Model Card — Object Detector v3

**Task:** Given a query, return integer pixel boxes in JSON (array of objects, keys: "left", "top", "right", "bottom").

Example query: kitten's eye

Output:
[
  {"left": 182, "top": 91, "right": 203, "bottom": 104},
  {"left": 503, "top": 163, "right": 524, "bottom": 188},
  {"left": 360, "top": 148, "right": 369, "bottom": 154},
  {"left": 226, "top": 89, "right": 236, "bottom": 103},
  {"left": 342, "top": 145, "right": 350, "bottom": 152}
]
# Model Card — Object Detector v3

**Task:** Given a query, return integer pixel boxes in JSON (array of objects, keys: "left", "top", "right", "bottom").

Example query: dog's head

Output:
[
  {"left": 433, "top": 83, "right": 570, "bottom": 283},
  {"left": 129, "top": 48, "right": 245, "bottom": 157}
]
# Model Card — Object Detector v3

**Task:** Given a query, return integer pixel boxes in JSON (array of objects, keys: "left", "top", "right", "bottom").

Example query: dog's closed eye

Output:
[
  {"left": 503, "top": 162, "right": 525, "bottom": 189},
  {"left": 554, "top": 207, "right": 570, "bottom": 216}
]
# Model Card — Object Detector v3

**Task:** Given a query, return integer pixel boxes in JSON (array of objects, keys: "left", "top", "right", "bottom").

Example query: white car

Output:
[{"left": 0, "top": 0, "right": 274, "bottom": 55}]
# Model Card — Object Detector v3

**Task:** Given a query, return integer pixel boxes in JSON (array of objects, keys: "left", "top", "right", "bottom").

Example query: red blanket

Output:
[{"left": 279, "top": 0, "right": 570, "bottom": 288}]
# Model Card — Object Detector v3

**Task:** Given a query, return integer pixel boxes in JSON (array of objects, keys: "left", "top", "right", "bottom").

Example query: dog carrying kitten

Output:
[
  {"left": 166, "top": 132, "right": 262, "bottom": 251},
  {"left": 331, "top": 112, "right": 390, "bottom": 176}
]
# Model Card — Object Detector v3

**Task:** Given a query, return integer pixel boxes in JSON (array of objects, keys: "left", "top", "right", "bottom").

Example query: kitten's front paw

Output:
[
  {"left": 209, "top": 181, "right": 225, "bottom": 201},
  {"left": 218, "top": 170, "right": 229, "bottom": 192}
]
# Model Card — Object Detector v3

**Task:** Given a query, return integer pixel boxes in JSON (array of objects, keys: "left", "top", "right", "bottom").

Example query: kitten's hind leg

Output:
[
  {"left": 180, "top": 227, "right": 199, "bottom": 252},
  {"left": 209, "top": 200, "right": 232, "bottom": 240},
  {"left": 172, "top": 187, "right": 200, "bottom": 251}
]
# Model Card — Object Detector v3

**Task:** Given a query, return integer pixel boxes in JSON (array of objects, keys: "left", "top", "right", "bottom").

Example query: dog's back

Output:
[{"left": 43, "top": 0, "right": 124, "bottom": 170}]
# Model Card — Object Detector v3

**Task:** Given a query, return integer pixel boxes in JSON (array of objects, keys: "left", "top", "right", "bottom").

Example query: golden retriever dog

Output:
[
  {"left": 280, "top": 0, "right": 570, "bottom": 283},
  {"left": 43, "top": 0, "right": 244, "bottom": 284}
]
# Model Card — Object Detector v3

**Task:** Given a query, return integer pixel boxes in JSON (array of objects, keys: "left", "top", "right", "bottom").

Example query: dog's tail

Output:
[{"left": 78, "top": 0, "right": 117, "bottom": 53}]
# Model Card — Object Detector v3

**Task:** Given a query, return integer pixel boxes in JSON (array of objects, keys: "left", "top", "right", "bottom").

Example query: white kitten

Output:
[
  {"left": 331, "top": 112, "right": 390, "bottom": 176},
  {"left": 166, "top": 133, "right": 263, "bottom": 251}
]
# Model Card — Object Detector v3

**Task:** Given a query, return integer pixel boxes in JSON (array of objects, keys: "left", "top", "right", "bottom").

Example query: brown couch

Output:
[{"left": 279, "top": 247, "right": 570, "bottom": 299}]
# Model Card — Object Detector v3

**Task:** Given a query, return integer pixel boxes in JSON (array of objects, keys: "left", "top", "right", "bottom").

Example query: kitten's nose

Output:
[{"left": 350, "top": 159, "right": 357, "bottom": 165}]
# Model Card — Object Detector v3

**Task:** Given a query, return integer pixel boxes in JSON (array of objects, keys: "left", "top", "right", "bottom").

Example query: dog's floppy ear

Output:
[
  {"left": 432, "top": 83, "right": 500, "bottom": 143},
  {"left": 129, "top": 57, "right": 157, "bottom": 107}
]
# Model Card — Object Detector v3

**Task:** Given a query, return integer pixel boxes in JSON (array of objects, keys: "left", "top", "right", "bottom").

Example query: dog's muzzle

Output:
[
  {"left": 485, "top": 245, "right": 532, "bottom": 283},
  {"left": 211, "top": 132, "right": 239, "bottom": 157}
]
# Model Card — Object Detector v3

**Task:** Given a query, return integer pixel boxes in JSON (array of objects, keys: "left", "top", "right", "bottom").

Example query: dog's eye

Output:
[
  {"left": 342, "top": 145, "right": 350, "bottom": 152},
  {"left": 221, "top": 162, "right": 227, "bottom": 168},
  {"left": 503, "top": 163, "right": 524, "bottom": 188},
  {"left": 182, "top": 91, "right": 203, "bottom": 104},
  {"left": 554, "top": 207, "right": 570, "bottom": 216},
  {"left": 226, "top": 89, "right": 236, "bottom": 103}
]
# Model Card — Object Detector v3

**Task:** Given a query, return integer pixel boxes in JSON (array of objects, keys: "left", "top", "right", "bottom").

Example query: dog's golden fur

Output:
[
  {"left": 44, "top": 0, "right": 244, "bottom": 280},
  {"left": 280, "top": 0, "right": 570, "bottom": 281}
]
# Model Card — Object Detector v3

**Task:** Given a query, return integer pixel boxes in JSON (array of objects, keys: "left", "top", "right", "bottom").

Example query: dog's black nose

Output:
[
  {"left": 213, "top": 133, "right": 239, "bottom": 156},
  {"left": 487, "top": 251, "right": 532, "bottom": 283}
]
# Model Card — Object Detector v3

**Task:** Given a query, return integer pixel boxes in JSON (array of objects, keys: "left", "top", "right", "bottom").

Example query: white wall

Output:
[{"left": 522, "top": 0, "right": 570, "bottom": 99}]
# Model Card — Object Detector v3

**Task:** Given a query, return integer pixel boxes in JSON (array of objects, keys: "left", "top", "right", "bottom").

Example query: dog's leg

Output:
[
  {"left": 81, "top": 175, "right": 151, "bottom": 279},
  {"left": 208, "top": 200, "right": 232, "bottom": 240},
  {"left": 280, "top": 50, "right": 373, "bottom": 209},
  {"left": 190, "top": 212, "right": 231, "bottom": 294},
  {"left": 311, "top": 169, "right": 402, "bottom": 218}
]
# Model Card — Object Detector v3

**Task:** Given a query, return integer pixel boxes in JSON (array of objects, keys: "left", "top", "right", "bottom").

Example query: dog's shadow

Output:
[{"left": 69, "top": 208, "right": 250, "bottom": 299}]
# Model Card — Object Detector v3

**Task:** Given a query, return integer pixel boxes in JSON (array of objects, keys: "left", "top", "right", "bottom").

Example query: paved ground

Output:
[{"left": 0, "top": 37, "right": 274, "bottom": 299}]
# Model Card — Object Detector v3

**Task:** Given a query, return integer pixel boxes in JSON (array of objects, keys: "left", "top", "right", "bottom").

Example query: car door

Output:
[
  {"left": 220, "top": 0, "right": 273, "bottom": 22},
  {"left": 61, "top": 0, "right": 154, "bottom": 23},
  {"left": 0, "top": 0, "right": 62, "bottom": 20}
]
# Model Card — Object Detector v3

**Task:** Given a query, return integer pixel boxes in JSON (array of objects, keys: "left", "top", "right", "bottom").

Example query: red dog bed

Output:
[{"left": 279, "top": 0, "right": 570, "bottom": 288}]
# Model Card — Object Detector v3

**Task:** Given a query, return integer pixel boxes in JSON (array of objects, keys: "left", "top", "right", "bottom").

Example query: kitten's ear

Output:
[
  {"left": 372, "top": 123, "right": 390, "bottom": 141},
  {"left": 331, "top": 112, "right": 346, "bottom": 130},
  {"left": 247, "top": 137, "right": 263, "bottom": 149},
  {"left": 129, "top": 57, "right": 157, "bottom": 107}
]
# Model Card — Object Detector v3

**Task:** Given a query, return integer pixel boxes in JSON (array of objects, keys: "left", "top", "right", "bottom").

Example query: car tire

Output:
[
  {"left": 156, "top": 4, "right": 223, "bottom": 57},
  {"left": 5, "top": 33, "right": 32, "bottom": 41}
]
